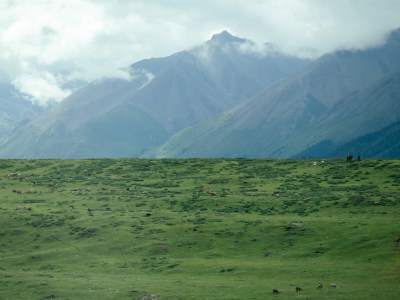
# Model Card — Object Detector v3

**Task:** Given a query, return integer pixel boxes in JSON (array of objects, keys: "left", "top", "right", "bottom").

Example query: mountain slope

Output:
[
  {"left": 153, "top": 28, "right": 400, "bottom": 158},
  {"left": 288, "top": 69, "right": 400, "bottom": 158},
  {"left": 127, "top": 31, "right": 310, "bottom": 133},
  {"left": 0, "top": 82, "right": 43, "bottom": 138},
  {"left": 0, "top": 31, "right": 310, "bottom": 159},
  {"left": 0, "top": 103, "right": 169, "bottom": 159},
  {"left": 327, "top": 119, "right": 400, "bottom": 158}
]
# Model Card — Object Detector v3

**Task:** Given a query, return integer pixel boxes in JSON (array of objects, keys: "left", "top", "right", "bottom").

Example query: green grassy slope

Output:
[{"left": 0, "top": 158, "right": 399, "bottom": 299}]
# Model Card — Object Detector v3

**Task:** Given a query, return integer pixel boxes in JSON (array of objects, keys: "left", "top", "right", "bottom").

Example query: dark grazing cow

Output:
[{"left": 347, "top": 152, "right": 353, "bottom": 162}]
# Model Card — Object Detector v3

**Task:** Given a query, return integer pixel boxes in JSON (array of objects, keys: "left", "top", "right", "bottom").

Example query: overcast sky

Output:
[{"left": 1, "top": 0, "right": 400, "bottom": 106}]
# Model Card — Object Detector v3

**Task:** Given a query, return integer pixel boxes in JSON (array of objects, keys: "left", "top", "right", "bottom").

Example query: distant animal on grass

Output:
[
  {"left": 41, "top": 295, "right": 56, "bottom": 299},
  {"left": 296, "top": 287, "right": 303, "bottom": 292},
  {"left": 156, "top": 245, "right": 168, "bottom": 252},
  {"left": 317, "top": 283, "right": 323, "bottom": 289},
  {"left": 347, "top": 153, "right": 353, "bottom": 162},
  {"left": 395, "top": 235, "right": 400, "bottom": 249},
  {"left": 139, "top": 295, "right": 161, "bottom": 300},
  {"left": 272, "top": 289, "right": 279, "bottom": 294},
  {"left": 330, "top": 283, "right": 337, "bottom": 288}
]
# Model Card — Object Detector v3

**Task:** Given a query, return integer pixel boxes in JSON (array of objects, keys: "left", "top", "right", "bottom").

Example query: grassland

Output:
[{"left": 0, "top": 158, "right": 399, "bottom": 299}]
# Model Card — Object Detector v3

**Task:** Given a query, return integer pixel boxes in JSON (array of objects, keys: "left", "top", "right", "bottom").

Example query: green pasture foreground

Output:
[{"left": 0, "top": 158, "right": 399, "bottom": 299}]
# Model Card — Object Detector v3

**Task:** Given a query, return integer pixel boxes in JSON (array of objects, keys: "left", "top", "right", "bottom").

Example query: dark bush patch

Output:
[{"left": 78, "top": 228, "right": 98, "bottom": 238}]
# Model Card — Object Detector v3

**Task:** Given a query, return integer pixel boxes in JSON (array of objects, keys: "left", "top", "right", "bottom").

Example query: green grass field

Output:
[{"left": 0, "top": 158, "right": 399, "bottom": 299}]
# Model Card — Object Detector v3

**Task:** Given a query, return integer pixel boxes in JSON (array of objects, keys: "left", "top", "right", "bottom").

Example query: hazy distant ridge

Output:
[
  {"left": 153, "top": 28, "right": 400, "bottom": 158},
  {"left": 1, "top": 29, "right": 400, "bottom": 159},
  {"left": 0, "top": 31, "right": 309, "bottom": 158}
]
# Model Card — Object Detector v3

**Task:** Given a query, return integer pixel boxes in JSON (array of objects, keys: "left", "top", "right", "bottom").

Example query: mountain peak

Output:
[
  {"left": 385, "top": 27, "right": 400, "bottom": 46},
  {"left": 210, "top": 30, "right": 245, "bottom": 44}
]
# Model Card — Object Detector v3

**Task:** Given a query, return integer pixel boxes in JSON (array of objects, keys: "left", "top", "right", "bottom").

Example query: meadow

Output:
[{"left": 0, "top": 158, "right": 399, "bottom": 299}]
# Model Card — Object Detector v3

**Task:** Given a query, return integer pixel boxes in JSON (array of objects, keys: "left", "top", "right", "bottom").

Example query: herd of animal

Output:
[{"left": 272, "top": 283, "right": 337, "bottom": 294}]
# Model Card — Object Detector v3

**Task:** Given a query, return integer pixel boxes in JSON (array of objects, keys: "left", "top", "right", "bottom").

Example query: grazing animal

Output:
[
  {"left": 330, "top": 283, "right": 337, "bottom": 288},
  {"left": 317, "top": 283, "right": 323, "bottom": 289},
  {"left": 395, "top": 235, "right": 400, "bottom": 249},
  {"left": 296, "top": 287, "right": 303, "bottom": 292},
  {"left": 156, "top": 245, "right": 168, "bottom": 253},
  {"left": 210, "top": 190, "right": 217, "bottom": 196},
  {"left": 272, "top": 289, "right": 279, "bottom": 294},
  {"left": 347, "top": 152, "right": 353, "bottom": 162},
  {"left": 374, "top": 201, "right": 380, "bottom": 206}
]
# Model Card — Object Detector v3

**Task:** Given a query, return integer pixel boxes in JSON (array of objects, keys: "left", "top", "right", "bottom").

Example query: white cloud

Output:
[
  {"left": 12, "top": 70, "right": 72, "bottom": 106},
  {"left": 231, "top": 0, "right": 400, "bottom": 55},
  {"left": 237, "top": 40, "right": 279, "bottom": 57},
  {"left": 0, "top": 0, "right": 399, "bottom": 106}
]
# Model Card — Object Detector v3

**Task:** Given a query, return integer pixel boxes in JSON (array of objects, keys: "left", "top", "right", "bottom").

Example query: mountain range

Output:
[
  {"left": 0, "top": 81, "right": 43, "bottom": 139},
  {"left": 0, "top": 31, "right": 309, "bottom": 158},
  {"left": 0, "top": 29, "right": 399, "bottom": 159},
  {"left": 152, "top": 28, "right": 400, "bottom": 158}
]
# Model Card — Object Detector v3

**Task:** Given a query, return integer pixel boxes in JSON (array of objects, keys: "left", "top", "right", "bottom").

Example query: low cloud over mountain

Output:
[
  {"left": 0, "top": 31, "right": 309, "bottom": 158},
  {"left": 152, "top": 28, "right": 400, "bottom": 159}
]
